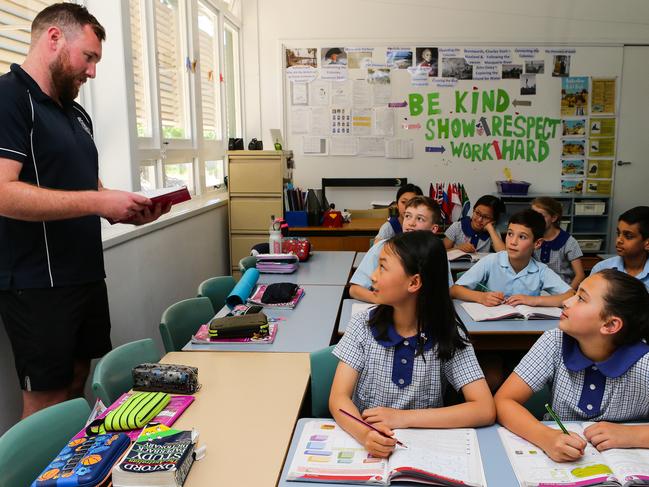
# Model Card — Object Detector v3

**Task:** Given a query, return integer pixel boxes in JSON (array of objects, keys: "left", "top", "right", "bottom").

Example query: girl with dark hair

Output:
[
  {"left": 444, "top": 195, "right": 506, "bottom": 253},
  {"left": 496, "top": 269, "right": 649, "bottom": 463},
  {"left": 330, "top": 231, "right": 495, "bottom": 458},
  {"left": 375, "top": 183, "right": 423, "bottom": 242}
]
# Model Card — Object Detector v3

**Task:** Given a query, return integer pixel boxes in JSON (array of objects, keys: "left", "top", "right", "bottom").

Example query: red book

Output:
[{"left": 107, "top": 186, "right": 191, "bottom": 224}]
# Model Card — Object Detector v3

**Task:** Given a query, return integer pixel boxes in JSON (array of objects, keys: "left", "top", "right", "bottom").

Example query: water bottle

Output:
[{"left": 269, "top": 215, "right": 282, "bottom": 254}]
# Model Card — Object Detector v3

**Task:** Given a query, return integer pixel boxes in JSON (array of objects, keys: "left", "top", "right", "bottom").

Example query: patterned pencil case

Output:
[{"left": 132, "top": 362, "right": 200, "bottom": 395}]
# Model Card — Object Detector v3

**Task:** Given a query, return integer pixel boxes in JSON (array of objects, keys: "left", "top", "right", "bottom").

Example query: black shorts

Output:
[{"left": 0, "top": 280, "right": 112, "bottom": 391}]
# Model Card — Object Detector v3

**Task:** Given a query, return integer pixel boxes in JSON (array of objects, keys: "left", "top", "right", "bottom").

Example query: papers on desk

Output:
[
  {"left": 287, "top": 419, "right": 486, "bottom": 486},
  {"left": 461, "top": 302, "right": 562, "bottom": 321},
  {"left": 499, "top": 425, "right": 649, "bottom": 487}
]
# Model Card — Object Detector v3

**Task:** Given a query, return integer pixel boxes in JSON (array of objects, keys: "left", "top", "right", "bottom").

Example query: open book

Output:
[
  {"left": 446, "top": 249, "right": 488, "bottom": 262},
  {"left": 499, "top": 425, "right": 649, "bottom": 487},
  {"left": 287, "top": 419, "right": 485, "bottom": 486},
  {"left": 461, "top": 302, "right": 562, "bottom": 321}
]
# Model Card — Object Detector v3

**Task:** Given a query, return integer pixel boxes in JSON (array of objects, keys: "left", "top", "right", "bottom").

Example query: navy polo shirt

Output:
[{"left": 0, "top": 64, "right": 105, "bottom": 289}]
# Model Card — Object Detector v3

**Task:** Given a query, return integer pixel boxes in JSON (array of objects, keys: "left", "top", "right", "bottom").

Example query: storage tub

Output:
[
  {"left": 574, "top": 201, "right": 605, "bottom": 215},
  {"left": 576, "top": 239, "right": 602, "bottom": 251},
  {"left": 496, "top": 180, "right": 531, "bottom": 195}
]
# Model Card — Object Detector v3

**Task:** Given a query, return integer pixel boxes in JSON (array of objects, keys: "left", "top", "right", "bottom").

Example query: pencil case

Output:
[
  {"left": 208, "top": 313, "right": 269, "bottom": 338},
  {"left": 103, "top": 391, "right": 170, "bottom": 431},
  {"left": 132, "top": 363, "right": 200, "bottom": 395}
]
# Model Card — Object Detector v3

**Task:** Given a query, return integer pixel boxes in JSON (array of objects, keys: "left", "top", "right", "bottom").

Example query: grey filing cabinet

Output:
[{"left": 227, "top": 150, "right": 293, "bottom": 275}]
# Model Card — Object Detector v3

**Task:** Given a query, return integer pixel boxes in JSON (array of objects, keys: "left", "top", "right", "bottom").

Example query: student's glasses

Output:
[{"left": 472, "top": 209, "right": 492, "bottom": 221}]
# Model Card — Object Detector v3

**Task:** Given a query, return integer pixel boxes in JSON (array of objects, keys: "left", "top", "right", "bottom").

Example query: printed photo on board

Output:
[
  {"left": 347, "top": 50, "right": 373, "bottom": 69},
  {"left": 442, "top": 57, "right": 473, "bottom": 79},
  {"left": 520, "top": 74, "right": 536, "bottom": 95},
  {"left": 552, "top": 55, "right": 571, "bottom": 77},
  {"left": 415, "top": 47, "right": 438, "bottom": 76},
  {"left": 285, "top": 48, "right": 317, "bottom": 68},
  {"left": 561, "top": 159, "right": 585, "bottom": 176},
  {"left": 502, "top": 64, "right": 523, "bottom": 79},
  {"left": 525, "top": 60, "right": 544, "bottom": 74},
  {"left": 562, "top": 119, "right": 587, "bottom": 137},
  {"left": 322, "top": 47, "right": 347, "bottom": 66},
  {"left": 386, "top": 49, "right": 413, "bottom": 69}
]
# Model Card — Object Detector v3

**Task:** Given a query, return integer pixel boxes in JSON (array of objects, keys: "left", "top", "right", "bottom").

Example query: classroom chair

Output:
[
  {"left": 239, "top": 255, "right": 257, "bottom": 273},
  {"left": 92, "top": 338, "right": 161, "bottom": 405},
  {"left": 0, "top": 398, "right": 90, "bottom": 487},
  {"left": 523, "top": 384, "right": 552, "bottom": 420},
  {"left": 159, "top": 296, "right": 215, "bottom": 353},
  {"left": 197, "top": 275, "right": 236, "bottom": 311},
  {"left": 310, "top": 345, "right": 338, "bottom": 417}
]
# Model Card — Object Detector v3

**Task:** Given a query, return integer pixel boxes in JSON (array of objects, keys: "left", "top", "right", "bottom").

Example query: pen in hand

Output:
[
  {"left": 545, "top": 403, "right": 569, "bottom": 435},
  {"left": 338, "top": 408, "right": 408, "bottom": 448}
]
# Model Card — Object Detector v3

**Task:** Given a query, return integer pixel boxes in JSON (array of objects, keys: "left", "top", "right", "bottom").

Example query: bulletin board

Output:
[{"left": 281, "top": 44, "right": 622, "bottom": 209}]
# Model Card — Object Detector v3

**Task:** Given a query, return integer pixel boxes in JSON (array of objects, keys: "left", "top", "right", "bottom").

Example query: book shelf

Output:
[{"left": 495, "top": 193, "right": 612, "bottom": 255}]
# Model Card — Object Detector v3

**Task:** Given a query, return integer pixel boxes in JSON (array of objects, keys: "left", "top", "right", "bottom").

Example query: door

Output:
[{"left": 611, "top": 46, "right": 649, "bottom": 248}]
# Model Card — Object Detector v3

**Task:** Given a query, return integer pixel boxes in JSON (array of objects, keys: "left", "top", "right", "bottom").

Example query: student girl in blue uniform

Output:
[
  {"left": 375, "top": 184, "right": 423, "bottom": 243},
  {"left": 330, "top": 231, "right": 495, "bottom": 458},
  {"left": 444, "top": 195, "right": 506, "bottom": 253},
  {"left": 531, "top": 197, "right": 585, "bottom": 290},
  {"left": 495, "top": 269, "right": 649, "bottom": 462}
]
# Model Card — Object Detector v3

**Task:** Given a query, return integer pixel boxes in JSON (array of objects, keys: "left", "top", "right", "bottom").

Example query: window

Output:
[
  {"left": 0, "top": 1, "right": 57, "bottom": 74},
  {"left": 223, "top": 21, "right": 242, "bottom": 139},
  {"left": 129, "top": 0, "right": 241, "bottom": 195}
]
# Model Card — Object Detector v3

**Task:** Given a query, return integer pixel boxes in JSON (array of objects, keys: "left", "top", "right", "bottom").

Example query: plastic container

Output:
[
  {"left": 576, "top": 238, "right": 602, "bottom": 252},
  {"left": 574, "top": 201, "right": 606, "bottom": 215},
  {"left": 269, "top": 215, "right": 282, "bottom": 253},
  {"left": 496, "top": 180, "right": 531, "bottom": 195}
]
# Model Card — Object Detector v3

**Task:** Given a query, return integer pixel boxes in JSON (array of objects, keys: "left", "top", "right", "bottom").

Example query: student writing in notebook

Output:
[
  {"left": 531, "top": 197, "right": 585, "bottom": 290},
  {"left": 330, "top": 231, "right": 495, "bottom": 458},
  {"left": 495, "top": 270, "right": 649, "bottom": 462},
  {"left": 443, "top": 195, "right": 506, "bottom": 253},
  {"left": 351, "top": 196, "right": 452, "bottom": 304},
  {"left": 591, "top": 206, "right": 649, "bottom": 290},
  {"left": 450, "top": 209, "right": 574, "bottom": 307},
  {"left": 374, "top": 183, "right": 423, "bottom": 243}
]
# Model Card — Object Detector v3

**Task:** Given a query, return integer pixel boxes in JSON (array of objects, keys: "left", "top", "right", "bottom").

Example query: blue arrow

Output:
[{"left": 425, "top": 146, "right": 446, "bottom": 153}]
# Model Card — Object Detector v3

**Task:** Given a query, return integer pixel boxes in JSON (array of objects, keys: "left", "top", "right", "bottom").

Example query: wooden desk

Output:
[
  {"left": 278, "top": 419, "right": 518, "bottom": 487},
  {"left": 161, "top": 352, "right": 310, "bottom": 487},
  {"left": 183, "top": 285, "right": 344, "bottom": 352},
  {"left": 288, "top": 218, "right": 384, "bottom": 251}
]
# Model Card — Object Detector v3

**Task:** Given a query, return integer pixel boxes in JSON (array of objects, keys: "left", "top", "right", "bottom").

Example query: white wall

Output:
[
  {"left": 0, "top": 205, "right": 229, "bottom": 434},
  {"left": 242, "top": 0, "right": 649, "bottom": 206}
]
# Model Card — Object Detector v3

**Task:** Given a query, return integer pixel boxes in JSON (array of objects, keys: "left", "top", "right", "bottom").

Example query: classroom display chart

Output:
[{"left": 282, "top": 44, "right": 622, "bottom": 200}]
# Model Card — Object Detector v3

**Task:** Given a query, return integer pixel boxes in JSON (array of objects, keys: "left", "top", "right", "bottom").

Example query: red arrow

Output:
[{"left": 492, "top": 140, "right": 502, "bottom": 160}]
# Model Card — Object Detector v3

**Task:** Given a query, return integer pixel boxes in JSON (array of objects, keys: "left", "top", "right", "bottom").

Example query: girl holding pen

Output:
[
  {"left": 329, "top": 231, "right": 495, "bottom": 458},
  {"left": 495, "top": 270, "right": 649, "bottom": 462}
]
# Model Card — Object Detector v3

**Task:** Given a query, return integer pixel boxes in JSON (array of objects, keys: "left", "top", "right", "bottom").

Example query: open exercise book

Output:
[
  {"left": 287, "top": 420, "right": 486, "bottom": 486},
  {"left": 499, "top": 425, "right": 649, "bottom": 487},
  {"left": 461, "top": 302, "right": 562, "bottom": 321},
  {"left": 446, "top": 250, "right": 488, "bottom": 263}
]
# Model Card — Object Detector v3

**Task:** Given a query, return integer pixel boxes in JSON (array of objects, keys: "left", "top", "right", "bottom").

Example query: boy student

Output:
[
  {"left": 451, "top": 209, "right": 574, "bottom": 307},
  {"left": 374, "top": 183, "right": 423, "bottom": 243},
  {"left": 591, "top": 206, "right": 649, "bottom": 289},
  {"left": 350, "top": 196, "right": 451, "bottom": 304}
]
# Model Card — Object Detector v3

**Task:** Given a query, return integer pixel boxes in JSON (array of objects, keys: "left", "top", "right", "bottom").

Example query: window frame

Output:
[{"left": 130, "top": 0, "right": 243, "bottom": 196}]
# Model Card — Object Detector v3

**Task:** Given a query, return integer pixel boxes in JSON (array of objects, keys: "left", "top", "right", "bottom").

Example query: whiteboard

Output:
[{"left": 282, "top": 44, "right": 622, "bottom": 209}]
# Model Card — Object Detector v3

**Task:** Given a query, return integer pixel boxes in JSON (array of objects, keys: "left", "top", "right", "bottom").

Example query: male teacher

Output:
[{"left": 0, "top": 3, "right": 168, "bottom": 418}]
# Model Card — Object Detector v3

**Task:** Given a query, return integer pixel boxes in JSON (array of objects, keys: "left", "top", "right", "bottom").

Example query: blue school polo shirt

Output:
[
  {"left": 591, "top": 256, "right": 649, "bottom": 290},
  {"left": 455, "top": 251, "right": 571, "bottom": 296},
  {"left": 350, "top": 238, "right": 454, "bottom": 290},
  {"left": 0, "top": 64, "right": 105, "bottom": 289}
]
